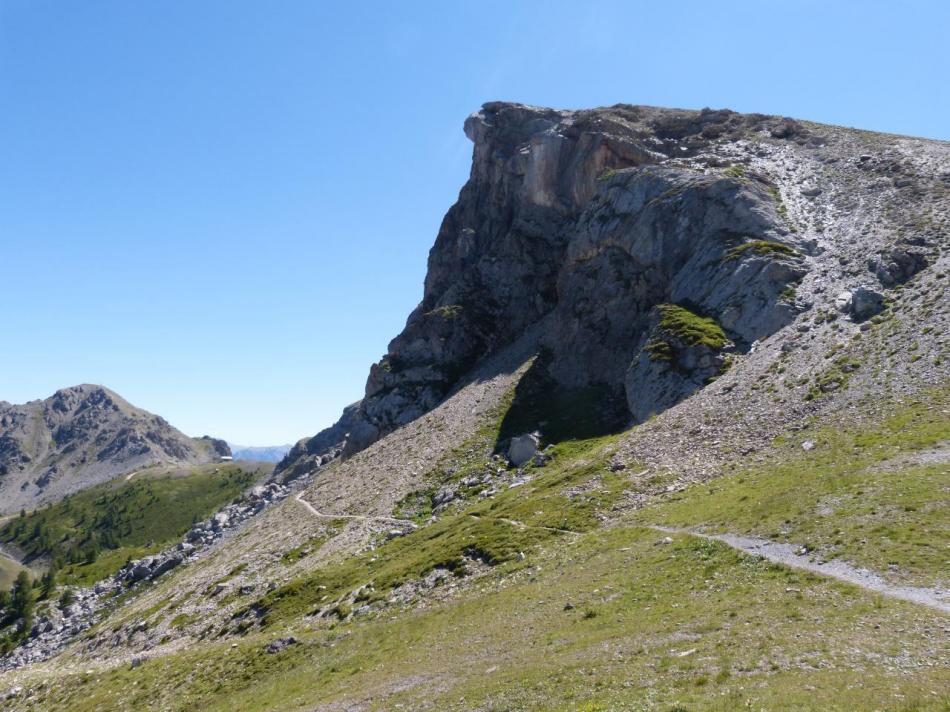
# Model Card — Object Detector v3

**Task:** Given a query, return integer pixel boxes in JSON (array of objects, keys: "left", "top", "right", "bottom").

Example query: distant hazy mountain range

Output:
[{"left": 228, "top": 444, "right": 293, "bottom": 462}]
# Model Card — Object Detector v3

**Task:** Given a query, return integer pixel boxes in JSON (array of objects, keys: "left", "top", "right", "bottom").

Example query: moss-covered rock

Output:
[{"left": 626, "top": 305, "right": 733, "bottom": 422}]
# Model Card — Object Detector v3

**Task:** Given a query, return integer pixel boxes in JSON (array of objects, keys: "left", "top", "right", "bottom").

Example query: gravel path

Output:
[
  {"left": 294, "top": 491, "right": 416, "bottom": 525},
  {"left": 650, "top": 525, "right": 950, "bottom": 614},
  {"left": 295, "top": 484, "right": 948, "bottom": 614}
]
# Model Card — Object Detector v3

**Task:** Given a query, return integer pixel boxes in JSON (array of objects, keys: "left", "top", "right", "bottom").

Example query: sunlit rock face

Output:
[{"left": 280, "top": 102, "right": 812, "bottom": 467}]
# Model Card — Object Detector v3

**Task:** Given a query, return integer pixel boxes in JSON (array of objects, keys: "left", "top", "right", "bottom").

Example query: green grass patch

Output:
[
  {"left": 424, "top": 304, "right": 463, "bottom": 319},
  {"left": 647, "top": 304, "right": 729, "bottom": 354},
  {"left": 393, "top": 489, "right": 436, "bottom": 524},
  {"left": 639, "top": 390, "right": 950, "bottom": 585},
  {"left": 805, "top": 356, "right": 862, "bottom": 400},
  {"left": 170, "top": 613, "right": 193, "bottom": 628},
  {"left": 280, "top": 526, "right": 343, "bottom": 565}
]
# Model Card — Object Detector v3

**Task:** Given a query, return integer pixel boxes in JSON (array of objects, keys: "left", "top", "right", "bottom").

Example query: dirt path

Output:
[
  {"left": 294, "top": 491, "right": 417, "bottom": 526},
  {"left": 294, "top": 487, "right": 947, "bottom": 613},
  {"left": 124, "top": 470, "right": 140, "bottom": 482},
  {"left": 293, "top": 490, "right": 583, "bottom": 538},
  {"left": 649, "top": 525, "right": 950, "bottom": 614}
]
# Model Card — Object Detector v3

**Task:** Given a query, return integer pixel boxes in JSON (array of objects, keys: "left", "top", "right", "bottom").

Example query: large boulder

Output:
[
  {"left": 850, "top": 287, "right": 885, "bottom": 321},
  {"left": 869, "top": 246, "right": 928, "bottom": 286},
  {"left": 507, "top": 434, "right": 540, "bottom": 467},
  {"left": 149, "top": 554, "right": 183, "bottom": 580}
]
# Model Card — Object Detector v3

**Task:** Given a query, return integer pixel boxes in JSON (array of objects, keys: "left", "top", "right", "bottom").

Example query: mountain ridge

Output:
[
  {"left": 0, "top": 384, "right": 230, "bottom": 515},
  {"left": 228, "top": 444, "right": 293, "bottom": 463}
]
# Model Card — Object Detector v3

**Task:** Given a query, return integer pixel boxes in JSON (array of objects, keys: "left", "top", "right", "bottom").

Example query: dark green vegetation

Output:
[
  {"left": 0, "top": 571, "right": 35, "bottom": 653},
  {"left": 641, "top": 389, "right": 950, "bottom": 586},
  {"left": 0, "top": 464, "right": 264, "bottom": 587}
]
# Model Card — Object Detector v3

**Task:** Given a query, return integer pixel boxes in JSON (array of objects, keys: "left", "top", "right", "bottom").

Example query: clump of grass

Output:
[
  {"left": 393, "top": 489, "right": 436, "bottom": 524},
  {"left": 643, "top": 339, "right": 675, "bottom": 362},
  {"left": 725, "top": 240, "right": 799, "bottom": 262},
  {"left": 767, "top": 186, "right": 790, "bottom": 219},
  {"left": 170, "top": 613, "right": 193, "bottom": 628},
  {"left": 805, "top": 356, "right": 861, "bottom": 400},
  {"left": 724, "top": 165, "right": 747, "bottom": 179},
  {"left": 654, "top": 304, "right": 728, "bottom": 351}
]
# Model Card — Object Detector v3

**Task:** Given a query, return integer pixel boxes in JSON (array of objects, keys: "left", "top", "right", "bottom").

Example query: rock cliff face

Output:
[
  {"left": 0, "top": 385, "right": 230, "bottom": 514},
  {"left": 277, "top": 102, "right": 874, "bottom": 474}
]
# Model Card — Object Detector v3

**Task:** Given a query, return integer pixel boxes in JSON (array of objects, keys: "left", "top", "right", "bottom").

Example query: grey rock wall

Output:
[{"left": 279, "top": 103, "right": 818, "bottom": 474}]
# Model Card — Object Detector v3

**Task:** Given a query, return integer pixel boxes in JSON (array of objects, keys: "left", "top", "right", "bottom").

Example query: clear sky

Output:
[{"left": 1, "top": 1, "right": 947, "bottom": 445}]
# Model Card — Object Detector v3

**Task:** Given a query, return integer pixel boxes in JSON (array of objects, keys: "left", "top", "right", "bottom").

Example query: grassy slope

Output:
[
  {"left": 21, "top": 526, "right": 947, "bottom": 712},
  {"left": 637, "top": 390, "right": 950, "bottom": 587},
  {"left": 12, "top": 388, "right": 950, "bottom": 711},
  {"left": 241, "top": 434, "right": 626, "bottom": 627},
  {"left": 0, "top": 463, "right": 268, "bottom": 587}
]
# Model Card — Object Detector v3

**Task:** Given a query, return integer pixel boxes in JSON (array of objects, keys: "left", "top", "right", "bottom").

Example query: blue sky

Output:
[{"left": 1, "top": 1, "right": 947, "bottom": 445}]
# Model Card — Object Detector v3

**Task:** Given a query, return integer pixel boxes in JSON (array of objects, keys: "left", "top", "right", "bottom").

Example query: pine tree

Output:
[
  {"left": 40, "top": 570, "right": 57, "bottom": 600},
  {"left": 10, "top": 570, "right": 34, "bottom": 638}
]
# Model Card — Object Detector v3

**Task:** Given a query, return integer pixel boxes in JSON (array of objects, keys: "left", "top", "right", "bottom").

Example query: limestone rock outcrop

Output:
[{"left": 279, "top": 103, "right": 819, "bottom": 474}]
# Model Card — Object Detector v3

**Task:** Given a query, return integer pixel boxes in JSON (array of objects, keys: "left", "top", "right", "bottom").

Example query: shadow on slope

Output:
[{"left": 494, "top": 350, "right": 629, "bottom": 451}]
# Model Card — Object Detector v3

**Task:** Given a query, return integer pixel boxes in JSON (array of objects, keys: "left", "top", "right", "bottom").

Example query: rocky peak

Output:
[
  {"left": 278, "top": 100, "right": 931, "bottom": 476},
  {"left": 0, "top": 386, "right": 230, "bottom": 514}
]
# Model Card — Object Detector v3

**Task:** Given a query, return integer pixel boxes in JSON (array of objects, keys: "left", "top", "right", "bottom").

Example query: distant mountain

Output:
[
  {"left": 228, "top": 444, "right": 292, "bottom": 462},
  {"left": 0, "top": 385, "right": 230, "bottom": 515}
]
